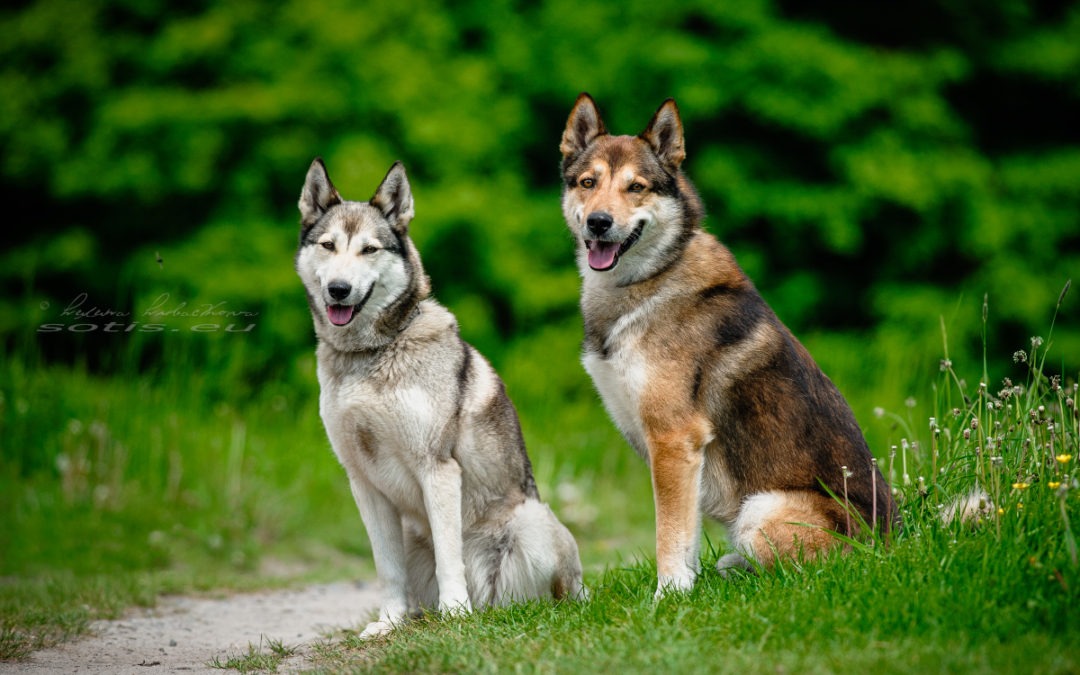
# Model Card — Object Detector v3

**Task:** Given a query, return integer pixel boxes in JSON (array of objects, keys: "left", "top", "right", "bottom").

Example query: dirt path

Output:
[{"left": 7, "top": 581, "right": 381, "bottom": 674}]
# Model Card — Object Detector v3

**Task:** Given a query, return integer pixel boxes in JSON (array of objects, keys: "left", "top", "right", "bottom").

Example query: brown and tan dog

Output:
[{"left": 559, "top": 93, "right": 898, "bottom": 595}]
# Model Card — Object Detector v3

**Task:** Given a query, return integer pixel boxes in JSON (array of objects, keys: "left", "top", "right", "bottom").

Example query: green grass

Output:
[
  {"left": 2, "top": 291, "right": 1078, "bottom": 671},
  {"left": 210, "top": 636, "right": 300, "bottom": 673},
  {"left": 307, "top": 532, "right": 1077, "bottom": 674}
]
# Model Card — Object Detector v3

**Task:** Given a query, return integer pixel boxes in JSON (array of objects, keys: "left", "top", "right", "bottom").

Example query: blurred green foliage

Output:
[{"left": 1, "top": 0, "right": 1077, "bottom": 395}]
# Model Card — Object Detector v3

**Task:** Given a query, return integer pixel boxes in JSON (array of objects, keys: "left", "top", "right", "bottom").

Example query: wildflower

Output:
[
  {"left": 997, "top": 508, "right": 1005, "bottom": 516},
  {"left": 1017, "top": 502, "right": 1024, "bottom": 510},
  {"left": 1031, "top": 336, "right": 1044, "bottom": 349},
  {"left": 970, "top": 418, "right": 978, "bottom": 430},
  {"left": 1013, "top": 350, "right": 1027, "bottom": 364},
  {"left": 1012, "top": 482, "right": 1030, "bottom": 490},
  {"left": 1057, "top": 454, "right": 1073, "bottom": 464},
  {"left": 940, "top": 359, "right": 952, "bottom": 371},
  {"left": 1048, "top": 482, "right": 1061, "bottom": 489},
  {"left": 873, "top": 407, "right": 885, "bottom": 419}
]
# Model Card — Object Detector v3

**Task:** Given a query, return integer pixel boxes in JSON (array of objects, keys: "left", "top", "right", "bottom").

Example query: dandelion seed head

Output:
[
  {"left": 905, "top": 397, "right": 916, "bottom": 409},
  {"left": 1031, "top": 336, "right": 1044, "bottom": 349},
  {"left": 873, "top": 407, "right": 885, "bottom": 419}
]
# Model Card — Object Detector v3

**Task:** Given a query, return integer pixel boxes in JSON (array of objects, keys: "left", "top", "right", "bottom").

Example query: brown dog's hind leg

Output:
[{"left": 719, "top": 490, "right": 841, "bottom": 575}]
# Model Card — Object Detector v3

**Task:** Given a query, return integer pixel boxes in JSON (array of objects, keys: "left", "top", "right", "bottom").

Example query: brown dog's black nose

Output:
[
  {"left": 328, "top": 280, "right": 351, "bottom": 301},
  {"left": 586, "top": 212, "right": 613, "bottom": 237}
]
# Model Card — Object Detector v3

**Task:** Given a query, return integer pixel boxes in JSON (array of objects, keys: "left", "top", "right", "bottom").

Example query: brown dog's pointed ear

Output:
[
  {"left": 299, "top": 157, "right": 342, "bottom": 228},
  {"left": 371, "top": 161, "right": 414, "bottom": 234},
  {"left": 560, "top": 93, "right": 607, "bottom": 161},
  {"left": 640, "top": 98, "right": 686, "bottom": 170}
]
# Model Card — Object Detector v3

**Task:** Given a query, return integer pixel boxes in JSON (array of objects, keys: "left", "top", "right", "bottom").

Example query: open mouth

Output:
[
  {"left": 584, "top": 221, "right": 645, "bottom": 272},
  {"left": 325, "top": 286, "right": 374, "bottom": 327},
  {"left": 326, "top": 304, "right": 356, "bottom": 326}
]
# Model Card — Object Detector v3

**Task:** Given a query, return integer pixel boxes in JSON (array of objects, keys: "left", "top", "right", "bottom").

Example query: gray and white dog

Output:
[{"left": 296, "top": 158, "right": 585, "bottom": 638}]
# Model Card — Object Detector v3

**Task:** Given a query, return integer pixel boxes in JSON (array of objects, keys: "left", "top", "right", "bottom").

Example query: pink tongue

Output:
[
  {"left": 587, "top": 241, "right": 619, "bottom": 271},
  {"left": 327, "top": 304, "right": 355, "bottom": 326}
]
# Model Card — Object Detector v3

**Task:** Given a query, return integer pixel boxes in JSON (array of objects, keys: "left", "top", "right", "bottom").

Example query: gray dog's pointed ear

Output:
[
  {"left": 371, "top": 161, "right": 414, "bottom": 233},
  {"left": 561, "top": 92, "right": 607, "bottom": 161},
  {"left": 299, "top": 157, "right": 342, "bottom": 228},
  {"left": 640, "top": 98, "right": 686, "bottom": 170}
]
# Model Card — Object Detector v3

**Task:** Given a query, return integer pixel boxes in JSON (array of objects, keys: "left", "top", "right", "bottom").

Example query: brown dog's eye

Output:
[
  {"left": 580, "top": 177, "right": 595, "bottom": 189},
  {"left": 628, "top": 182, "right": 646, "bottom": 193},
  {"left": 361, "top": 245, "right": 379, "bottom": 255},
  {"left": 321, "top": 241, "right": 335, "bottom": 251}
]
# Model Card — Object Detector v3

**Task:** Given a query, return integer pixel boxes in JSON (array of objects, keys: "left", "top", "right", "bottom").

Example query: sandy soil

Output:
[{"left": 6, "top": 581, "right": 381, "bottom": 675}]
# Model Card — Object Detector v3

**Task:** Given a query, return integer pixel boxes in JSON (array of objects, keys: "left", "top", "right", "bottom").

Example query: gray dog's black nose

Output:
[
  {"left": 327, "top": 280, "right": 351, "bottom": 301},
  {"left": 586, "top": 212, "right": 614, "bottom": 237}
]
